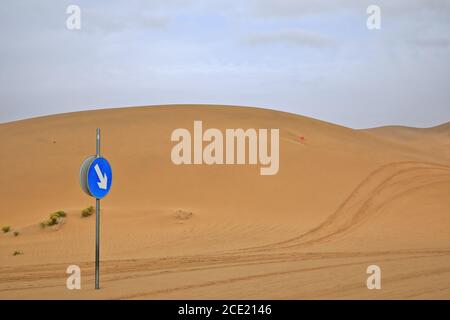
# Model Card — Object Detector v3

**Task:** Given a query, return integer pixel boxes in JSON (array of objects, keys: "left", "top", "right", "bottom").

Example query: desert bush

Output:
[
  {"left": 13, "top": 231, "right": 19, "bottom": 237},
  {"left": 81, "top": 206, "right": 95, "bottom": 218},
  {"left": 47, "top": 215, "right": 59, "bottom": 226},
  {"left": 13, "top": 250, "right": 23, "bottom": 256},
  {"left": 40, "top": 210, "right": 66, "bottom": 228},
  {"left": 51, "top": 211, "right": 66, "bottom": 218},
  {"left": 2, "top": 226, "right": 11, "bottom": 233}
]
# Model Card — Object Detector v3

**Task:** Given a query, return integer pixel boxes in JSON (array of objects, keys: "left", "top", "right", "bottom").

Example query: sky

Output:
[{"left": 0, "top": 0, "right": 449, "bottom": 128}]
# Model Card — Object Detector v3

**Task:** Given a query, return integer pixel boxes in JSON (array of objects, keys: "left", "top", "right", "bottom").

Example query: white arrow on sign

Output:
[{"left": 94, "top": 164, "right": 108, "bottom": 190}]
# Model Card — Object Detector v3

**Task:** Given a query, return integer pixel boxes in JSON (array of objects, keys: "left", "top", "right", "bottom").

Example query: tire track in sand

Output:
[{"left": 236, "top": 161, "right": 450, "bottom": 252}]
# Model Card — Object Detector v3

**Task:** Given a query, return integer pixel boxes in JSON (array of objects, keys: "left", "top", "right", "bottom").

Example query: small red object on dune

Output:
[{"left": 299, "top": 135, "right": 305, "bottom": 142}]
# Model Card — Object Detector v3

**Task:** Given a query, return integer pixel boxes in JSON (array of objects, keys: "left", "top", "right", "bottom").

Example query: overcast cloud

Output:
[{"left": 0, "top": 0, "right": 449, "bottom": 128}]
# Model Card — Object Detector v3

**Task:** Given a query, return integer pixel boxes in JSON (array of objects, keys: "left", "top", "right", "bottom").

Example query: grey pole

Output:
[
  {"left": 95, "top": 128, "right": 100, "bottom": 289},
  {"left": 96, "top": 128, "right": 100, "bottom": 157},
  {"left": 95, "top": 198, "right": 100, "bottom": 289}
]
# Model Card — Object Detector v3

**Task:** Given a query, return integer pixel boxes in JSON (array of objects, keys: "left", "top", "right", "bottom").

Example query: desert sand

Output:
[{"left": 0, "top": 105, "right": 449, "bottom": 299}]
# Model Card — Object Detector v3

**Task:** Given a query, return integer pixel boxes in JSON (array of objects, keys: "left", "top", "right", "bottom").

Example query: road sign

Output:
[
  {"left": 79, "top": 128, "right": 111, "bottom": 290},
  {"left": 80, "top": 155, "right": 95, "bottom": 196},
  {"left": 87, "top": 157, "right": 112, "bottom": 199}
]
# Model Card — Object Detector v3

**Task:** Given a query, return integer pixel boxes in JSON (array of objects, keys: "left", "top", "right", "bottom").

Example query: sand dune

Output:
[{"left": 0, "top": 105, "right": 449, "bottom": 299}]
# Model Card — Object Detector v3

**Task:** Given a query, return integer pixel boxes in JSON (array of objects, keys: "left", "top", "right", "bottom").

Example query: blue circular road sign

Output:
[{"left": 80, "top": 157, "right": 112, "bottom": 199}]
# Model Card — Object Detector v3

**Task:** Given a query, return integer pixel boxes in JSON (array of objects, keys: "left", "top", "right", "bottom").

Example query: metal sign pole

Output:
[
  {"left": 95, "top": 128, "right": 100, "bottom": 290},
  {"left": 80, "top": 128, "right": 111, "bottom": 290}
]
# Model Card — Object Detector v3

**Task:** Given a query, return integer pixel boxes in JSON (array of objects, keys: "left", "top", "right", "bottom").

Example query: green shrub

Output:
[
  {"left": 13, "top": 231, "right": 19, "bottom": 237},
  {"left": 13, "top": 250, "right": 23, "bottom": 256},
  {"left": 47, "top": 216, "right": 59, "bottom": 226},
  {"left": 2, "top": 226, "right": 10, "bottom": 233},
  {"left": 51, "top": 211, "right": 66, "bottom": 218},
  {"left": 40, "top": 210, "right": 66, "bottom": 228},
  {"left": 81, "top": 206, "right": 95, "bottom": 218}
]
